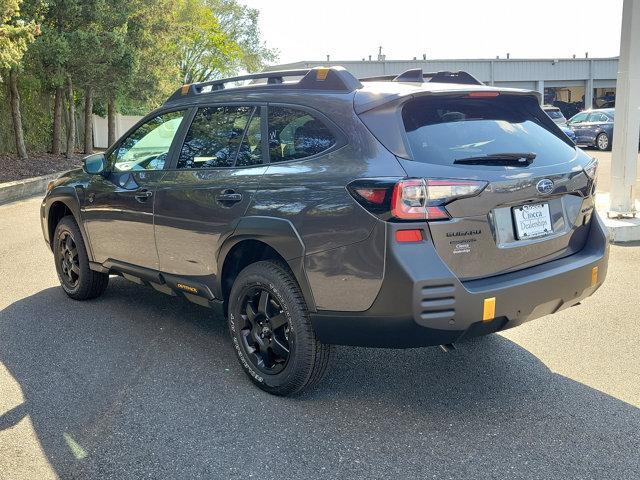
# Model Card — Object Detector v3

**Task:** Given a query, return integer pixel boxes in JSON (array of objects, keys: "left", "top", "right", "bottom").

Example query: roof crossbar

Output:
[
  {"left": 359, "top": 69, "right": 483, "bottom": 86},
  {"left": 166, "top": 66, "right": 363, "bottom": 103}
]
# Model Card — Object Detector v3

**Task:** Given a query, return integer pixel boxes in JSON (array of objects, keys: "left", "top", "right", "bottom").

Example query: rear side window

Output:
[
  {"left": 268, "top": 107, "right": 335, "bottom": 162},
  {"left": 177, "top": 106, "right": 253, "bottom": 169},
  {"left": 402, "top": 95, "right": 577, "bottom": 166}
]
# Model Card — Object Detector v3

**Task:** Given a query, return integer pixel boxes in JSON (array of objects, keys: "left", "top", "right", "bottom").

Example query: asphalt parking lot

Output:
[{"left": 1, "top": 196, "right": 639, "bottom": 479}]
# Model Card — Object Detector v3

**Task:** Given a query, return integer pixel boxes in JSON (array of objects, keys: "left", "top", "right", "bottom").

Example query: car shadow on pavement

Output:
[{"left": 1, "top": 277, "right": 639, "bottom": 479}]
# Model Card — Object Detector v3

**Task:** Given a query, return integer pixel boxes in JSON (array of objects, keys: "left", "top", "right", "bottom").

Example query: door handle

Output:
[
  {"left": 217, "top": 190, "right": 243, "bottom": 204},
  {"left": 134, "top": 189, "right": 153, "bottom": 202}
]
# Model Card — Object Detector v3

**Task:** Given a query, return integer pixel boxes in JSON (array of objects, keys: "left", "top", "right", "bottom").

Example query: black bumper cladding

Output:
[{"left": 310, "top": 214, "right": 609, "bottom": 348}]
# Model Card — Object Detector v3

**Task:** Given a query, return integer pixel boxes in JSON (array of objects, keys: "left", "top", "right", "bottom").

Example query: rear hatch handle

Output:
[{"left": 454, "top": 152, "right": 536, "bottom": 166}]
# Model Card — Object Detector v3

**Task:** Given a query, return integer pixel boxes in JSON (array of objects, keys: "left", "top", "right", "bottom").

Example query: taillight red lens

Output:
[
  {"left": 391, "top": 179, "right": 427, "bottom": 219},
  {"left": 354, "top": 187, "right": 387, "bottom": 204}
]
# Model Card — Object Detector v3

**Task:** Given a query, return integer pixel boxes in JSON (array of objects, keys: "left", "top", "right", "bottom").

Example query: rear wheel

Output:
[
  {"left": 54, "top": 216, "right": 109, "bottom": 300},
  {"left": 227, "top": 261, "right": 331, "bottom": 396},
  {"left": 596, "top": 132, "right": 610, "bottom": 151}
]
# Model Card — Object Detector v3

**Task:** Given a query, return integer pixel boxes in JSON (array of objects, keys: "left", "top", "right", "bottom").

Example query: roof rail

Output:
[
  {"left": 166, "top": 66, "right": 363, "bottom": 103},
  {"left": 359, "top": 69, "right": 483, "bottom": 86}
]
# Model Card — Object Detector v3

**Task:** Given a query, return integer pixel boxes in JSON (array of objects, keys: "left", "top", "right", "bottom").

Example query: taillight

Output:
[
  {"left": 348, "top": 177, "right": 487, "bottom": 221},
  {"left": 391, "top": 178, "right": 487, "bottom": 220}
]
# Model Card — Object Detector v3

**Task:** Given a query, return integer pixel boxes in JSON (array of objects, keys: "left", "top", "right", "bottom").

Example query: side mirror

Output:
[{"left": 83, "top": 153, "right": 107, "bottom": 175}]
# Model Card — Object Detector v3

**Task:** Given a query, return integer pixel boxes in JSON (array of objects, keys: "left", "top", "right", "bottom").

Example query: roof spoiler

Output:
[
  {"left": 166, "top": 66, "right": 363, "bottom": 103},
  {"left": 360, "top": 69, "right": 483, "bottom": 86}
]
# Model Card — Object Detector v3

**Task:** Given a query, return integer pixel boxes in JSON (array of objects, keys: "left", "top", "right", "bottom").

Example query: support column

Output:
[
  {"left": 536, "top": 80, "right": 544, "bottom": 104},
  {"left": 609, "top": 0, "right": 640, "bottom": 217},
  {"left": 585, "top": 59, "right": 594, "bottom": 109}
]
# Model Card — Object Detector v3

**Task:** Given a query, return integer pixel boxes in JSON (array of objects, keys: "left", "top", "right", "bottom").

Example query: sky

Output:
[{"left": 241, "top": 0, "right": 624, "bottom": 65}]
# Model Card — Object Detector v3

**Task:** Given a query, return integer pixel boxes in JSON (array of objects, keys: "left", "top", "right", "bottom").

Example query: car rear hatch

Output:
[{"left": 357, "top": 87, "right": 597, "bottom": 280}]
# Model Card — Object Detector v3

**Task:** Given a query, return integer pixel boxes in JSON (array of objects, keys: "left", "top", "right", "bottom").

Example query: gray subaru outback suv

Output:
[{"left": 41, "top": 66, "right": 608, "bottom": 395}]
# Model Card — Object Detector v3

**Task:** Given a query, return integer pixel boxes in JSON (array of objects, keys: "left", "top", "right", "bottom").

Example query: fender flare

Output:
[
  {"left": 44, "top": 186, "right": 94, "bottom": 261},
  {"left": 216, "top": 216, "right": 316, "bottom": 311}
]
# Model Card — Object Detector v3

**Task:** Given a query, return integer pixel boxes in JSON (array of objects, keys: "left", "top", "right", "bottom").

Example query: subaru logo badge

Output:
[{"left": 536, "top": 179, "right": 554, "bottom": 195}]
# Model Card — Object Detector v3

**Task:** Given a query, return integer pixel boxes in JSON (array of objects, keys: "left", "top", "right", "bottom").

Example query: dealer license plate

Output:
[{"left": 512, "top": 203, "right": 553, "bottom": 240}]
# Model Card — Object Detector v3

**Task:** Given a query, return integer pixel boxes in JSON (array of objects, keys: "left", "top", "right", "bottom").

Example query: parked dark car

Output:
[
  {"left": 542, "top": 105, "right": 568, "bottom": 125},
  {"left": 41, "top": 67, "right": 608, "bottom": 396},
  {"left": 567, "top": 108, "right": 615, "bottom": 150}
]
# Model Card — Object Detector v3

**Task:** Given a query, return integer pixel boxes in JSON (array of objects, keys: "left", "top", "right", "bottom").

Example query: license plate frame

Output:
[{"left": 512, "top": 202, "right": 553, "bottom": 240}]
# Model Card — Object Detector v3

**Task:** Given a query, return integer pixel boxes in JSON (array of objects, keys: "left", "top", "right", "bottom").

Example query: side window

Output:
[
  {"left": 177, "top": 106, "right": 253, "bottom": 169},
  {"left": 569, "top": 112, "right": 588, "bottom": 124},
  {"left": 268, "top": 107, "right": 336, "bottom": 163},
  {"left": 587, "top": 113, "right": 602, "bottom": 122},
  {"left": 110, "top": 110, "right": 185, "bottom": 171},
  {"left": 236, "top": 108, "right": 263, "bottom": 167}
]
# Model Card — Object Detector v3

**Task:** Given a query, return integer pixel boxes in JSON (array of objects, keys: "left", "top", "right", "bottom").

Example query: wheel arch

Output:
[
  {"left": 45, "top": 190, "right": 93, "bottom": 261},
  {"left": 217, "top": 216, "right": 316, "bottom": 313}
]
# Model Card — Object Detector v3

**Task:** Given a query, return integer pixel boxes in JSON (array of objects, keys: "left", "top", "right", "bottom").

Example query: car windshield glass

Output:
[
  {"left": 402, "top": 95, "right": 576, "bottom": 166},
  {"left": 546, "top": 110, "right": 563, "bottom": 119}
]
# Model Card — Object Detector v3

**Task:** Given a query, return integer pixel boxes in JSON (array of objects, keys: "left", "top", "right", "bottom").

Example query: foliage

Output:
[
  {"left": 0, "top": 0, "right": 276, "bottom": 153},
  {"left": 0, "top": 0, "right": 38, "bottom": 71}
]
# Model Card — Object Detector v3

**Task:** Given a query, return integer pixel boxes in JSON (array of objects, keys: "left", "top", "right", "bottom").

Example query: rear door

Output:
[
  {"left": 376, "top": 93, "right": 594, "bottom": 280},
  {"left": 154, "top": 104, "right": 267, "bottom": 280},
  {"left": 83, "top": 109, "right": 187, "bottom": 269},
  {"left": 585, "top": 112, "right": 609, "bottom": 143},
  {"left": 567, "top": 112, "right": 589, "bottom": 143}
]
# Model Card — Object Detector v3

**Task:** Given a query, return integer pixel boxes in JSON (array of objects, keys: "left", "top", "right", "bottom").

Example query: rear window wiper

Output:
[{"left": 453, "top": 152, "right": 536, "bottom": 166}]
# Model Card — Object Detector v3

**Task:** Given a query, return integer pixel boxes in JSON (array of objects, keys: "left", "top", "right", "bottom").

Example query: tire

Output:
[
  {"left": 596, "top": 132, "right": 610, "bottom": 151},
  {"left": 53, "top": 216, "right": 109, "bottom": 300},
  {"left": 227, "top": 261, "right": 331, "bottom": 396}
]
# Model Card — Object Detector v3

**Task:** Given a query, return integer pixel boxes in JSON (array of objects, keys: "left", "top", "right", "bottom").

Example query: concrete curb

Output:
[
  {"left": 0, "top": 172, "right": 62, "bottom": 206},
  {"left": 596, "top": 193, "right": 640, "bottom": 243}
]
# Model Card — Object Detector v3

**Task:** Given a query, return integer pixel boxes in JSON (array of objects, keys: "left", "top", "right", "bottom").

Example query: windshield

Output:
[
  {"left": 402, "top": 95, "right": 577, "bottom": 166},
  {"left": 545, "top": 110, "right": 564, "bottom": 120}
]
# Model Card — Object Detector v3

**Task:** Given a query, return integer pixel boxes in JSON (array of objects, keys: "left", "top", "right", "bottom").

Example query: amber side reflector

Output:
[
  {"left": 181, "top": 84, "right": 190, "bottom": 95},
  {"left": 591, "top": 266, "right": 599, "bottom": 287},
  {"left": 316, "top": 68, "right": 329, "bottom": 81},
  {"left": 395, "top": 229, "right": 423, "bottom": 243},
  {"left": 482, "top": 297, "right": 496, "bottom": 322}
]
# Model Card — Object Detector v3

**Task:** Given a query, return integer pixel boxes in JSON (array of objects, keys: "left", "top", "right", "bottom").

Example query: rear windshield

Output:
[
  {"left": 545, "top": 110, "right": 564, "bottom": 120},
  {"left": 402, "top": 95, "right": 576, "bottom": 166}
]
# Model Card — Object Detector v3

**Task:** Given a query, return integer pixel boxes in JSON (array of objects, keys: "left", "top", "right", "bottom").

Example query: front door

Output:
[
  {"left": 154, "top": 105, "right": 267, "bottom": 282},
  {"left": 83, "top": 109, "right": 187, "bottom": 269}
]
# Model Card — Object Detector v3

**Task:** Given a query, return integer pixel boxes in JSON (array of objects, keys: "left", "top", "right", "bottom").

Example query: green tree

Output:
[
  {"left": 175, "top": 0, "right": 277, "bottom": 83},
  {"left": 1, "top": 0, "right": 38, "bottom": 160}
]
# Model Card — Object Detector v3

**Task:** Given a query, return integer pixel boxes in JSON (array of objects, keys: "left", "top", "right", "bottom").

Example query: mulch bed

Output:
[{"left": 0, "top": 152, "right": 84, "bottom": 183}]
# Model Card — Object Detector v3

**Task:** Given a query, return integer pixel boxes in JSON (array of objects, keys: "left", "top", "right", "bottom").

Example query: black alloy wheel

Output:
[
  {"left": 58, "top": 230, "right": 80, "bottom": 289},
  {"left": 238, "top": 287, "right": 291, "bottom": 375}
]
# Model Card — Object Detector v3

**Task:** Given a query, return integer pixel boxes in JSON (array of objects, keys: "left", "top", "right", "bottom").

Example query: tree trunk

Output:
[
  {"left": 52, "top": 85, "right": 64, "bottom": 154},
  {"left": 107, "top": 97, "right": 116, "bottom": 147},
  {"left": 83, "top": 86, "right": 93, "bottom": 154},
  {"left": 65, "top": 76, "right": 76, "bottom": 157},
  {"left": 8, "top": 68, "right": 28, "bottom": 161}
]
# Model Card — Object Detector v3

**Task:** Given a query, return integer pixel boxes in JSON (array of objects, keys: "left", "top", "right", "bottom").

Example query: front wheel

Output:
[
  {"left": 227, "top": 261, "right": 331, "bottom": 396},
  {"left": 596, "top": 132, "right": 610, "bottom": 151},
  {"left": 53, "top": 216, "right": 109, "bottom": 300}
]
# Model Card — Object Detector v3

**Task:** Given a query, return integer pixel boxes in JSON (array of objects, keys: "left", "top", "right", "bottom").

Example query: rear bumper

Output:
[{"left": 310, "top": 213, "right": 609, "bottom": 348}]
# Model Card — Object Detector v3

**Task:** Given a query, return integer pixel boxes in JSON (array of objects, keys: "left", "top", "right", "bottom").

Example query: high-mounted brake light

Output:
[
  {"left": 467, "top": 91, "right": 500, "bottom": 98},
  {"left": 391, "top": 178, "right": 487, "bottom": 220}
]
